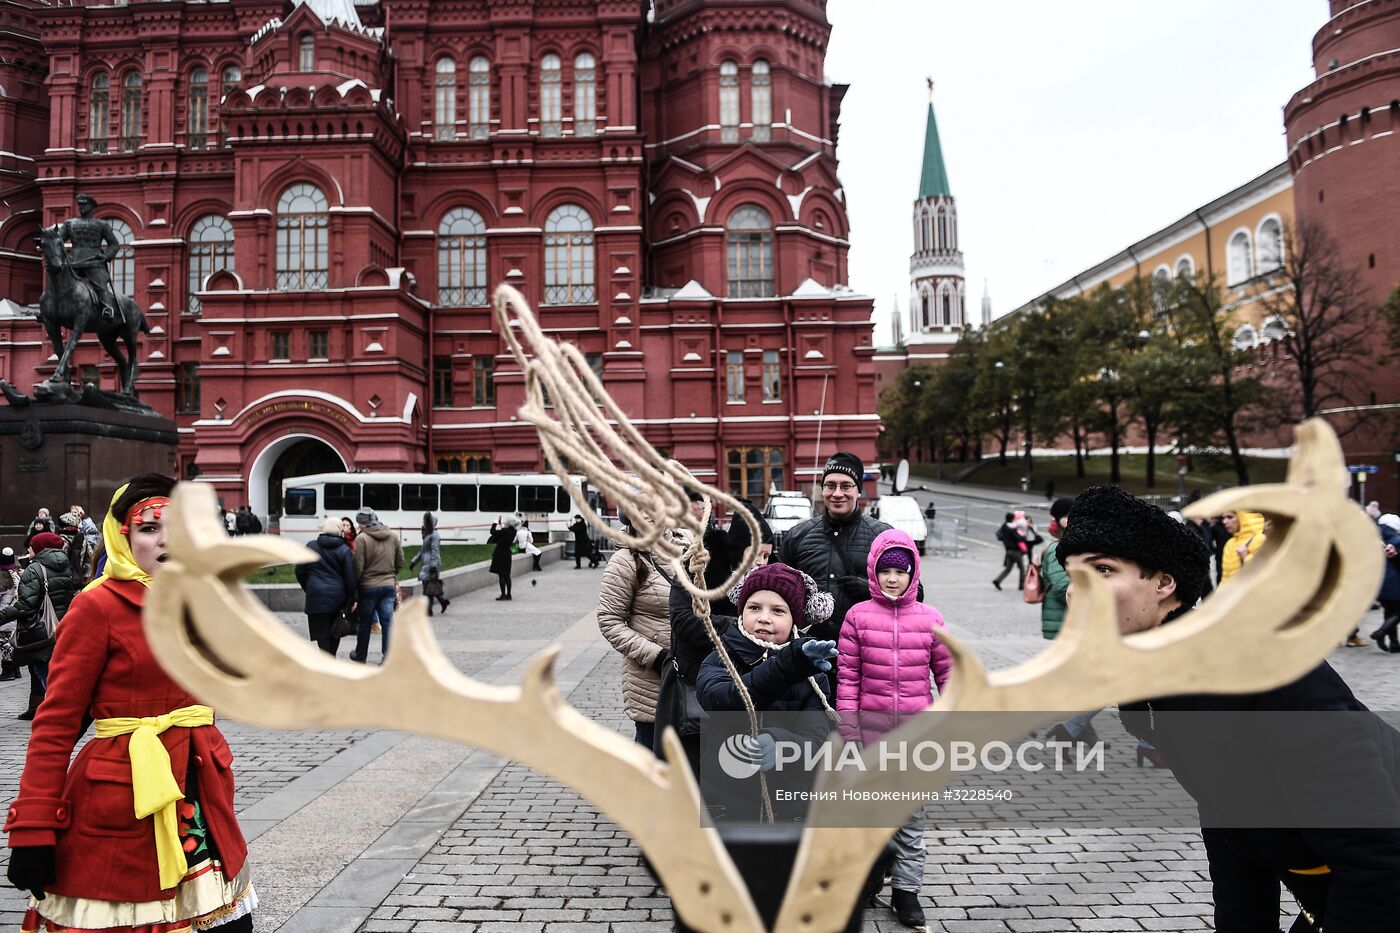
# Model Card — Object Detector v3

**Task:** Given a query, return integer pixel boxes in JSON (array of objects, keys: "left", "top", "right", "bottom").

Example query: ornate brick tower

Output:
[{"left": 1285, "top": 0, "right": 1400, "bottom": 298}]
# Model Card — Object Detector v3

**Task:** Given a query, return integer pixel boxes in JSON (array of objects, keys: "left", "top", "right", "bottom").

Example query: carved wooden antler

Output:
[
  {"left": 144, "top": 280, "right": 1383, "bottom": 933},
  {"left": 144, "top": 494, "right": 765, "bottom": 933},
  {"left": 768, "top": 418, "right": 1383, "bottom": 933}
]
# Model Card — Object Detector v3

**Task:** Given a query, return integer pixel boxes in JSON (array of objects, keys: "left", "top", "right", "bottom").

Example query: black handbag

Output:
[
  {"left": 330, "top": 606, "right": 357, "bottom": 640},
  {"left": 654, "top": 658, "right": 708, "bottom": 744}
]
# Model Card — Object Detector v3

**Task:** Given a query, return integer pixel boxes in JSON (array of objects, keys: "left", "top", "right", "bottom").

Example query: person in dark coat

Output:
[
  {"left": 569, "top": 514, "right": 593, "bottom": 570},
  {"left": 696, "top": 563, "right": 837, "bottom": 822},
  {"left": 1369, "top": 513, "right": 1400, "bottom": 652},
  {"left": 22, "top": 512, "right": 54, "bottom": 551},
  {"left": 489, "top": 516, "right": 519, "bottom": 601},
  {"left": 0, "top": 532, "right": 77, "bottom": 719},
  {"left": 777, "top": 452, "right": 890, "bottom": 641},
  {"left": 1058, "top": 484, "right": 1400, "bottom": 933},
  {"left": 294, "top": 517, "right": 356, "bottom": 655}
]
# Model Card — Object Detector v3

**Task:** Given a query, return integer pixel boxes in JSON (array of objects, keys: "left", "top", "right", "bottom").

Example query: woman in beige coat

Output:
[{"left": 597, "top": 537, "right": 673, "bottom": 750}]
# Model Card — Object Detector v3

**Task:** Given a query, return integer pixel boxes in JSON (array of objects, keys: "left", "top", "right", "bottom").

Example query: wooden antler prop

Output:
[{"left": 145, "top": 483, "right": 765, "bottom": 933}]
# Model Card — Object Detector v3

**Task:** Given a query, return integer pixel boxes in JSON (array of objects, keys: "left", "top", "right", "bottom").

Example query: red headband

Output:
[{"left": 120, "top": 496, "right": 171, "bottom": 534}]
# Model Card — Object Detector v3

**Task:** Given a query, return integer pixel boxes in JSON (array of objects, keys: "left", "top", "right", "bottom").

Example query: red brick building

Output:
[
  {"left": 1285, "top": 0, "right": 1400, "bottom": 504},
  {"left": 0, "top": 0, "right": 878, "bottom": 520}
]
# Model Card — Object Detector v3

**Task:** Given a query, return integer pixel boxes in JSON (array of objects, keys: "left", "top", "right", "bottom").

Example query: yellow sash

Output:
[{"left": 93, "top": 705, "right": 215, "bottom": 890}]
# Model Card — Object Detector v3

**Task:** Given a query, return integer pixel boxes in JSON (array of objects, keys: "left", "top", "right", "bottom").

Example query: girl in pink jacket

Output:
[{"left": 835, "top": 527, "right": 952, "bottom": 929}]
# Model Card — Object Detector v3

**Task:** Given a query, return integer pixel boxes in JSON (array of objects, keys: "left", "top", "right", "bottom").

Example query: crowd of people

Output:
[{"left": 1, "top": 459, "right": 1395, "bottom": 933}]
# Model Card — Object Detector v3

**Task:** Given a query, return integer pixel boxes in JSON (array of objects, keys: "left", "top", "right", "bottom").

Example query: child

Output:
[
  {"left": 695, "top": 563, "right": 838, "bottom": 819},
  {"left": 836, "top": 528, "right": 952, "bottom": 929}
]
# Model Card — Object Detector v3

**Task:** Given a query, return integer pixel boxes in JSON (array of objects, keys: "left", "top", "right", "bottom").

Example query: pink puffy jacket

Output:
[{"left": 836, "top": 529, "right": 953, "bottom": 741}]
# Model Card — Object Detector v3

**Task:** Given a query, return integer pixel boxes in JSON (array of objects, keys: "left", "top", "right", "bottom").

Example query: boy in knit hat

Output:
[
  {"left": 836, "top": 528, "right": 951, "bottom": 928},
  {"left": 1056, "top": 484, "right": 1400, "bottom": 932},
  {"left": 695, "top": 564, "right": 838, "bottom": 820}
]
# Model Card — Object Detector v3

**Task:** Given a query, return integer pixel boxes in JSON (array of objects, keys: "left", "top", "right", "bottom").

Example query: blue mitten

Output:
[
  {"left": 799, "top": 638, "right": 838, "bottom": 673},
  {"left": 743, "top": 733, "right": 778, "bottom": 771}
]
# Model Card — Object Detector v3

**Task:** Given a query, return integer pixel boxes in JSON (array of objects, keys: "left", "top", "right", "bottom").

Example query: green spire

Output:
[{"left": 918, "top": 94, "right": 951, "bottom": 199}]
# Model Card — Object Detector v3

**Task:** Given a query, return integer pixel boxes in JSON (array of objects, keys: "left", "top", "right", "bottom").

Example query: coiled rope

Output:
[{"left": 494, "top": 284, "right": 775, "bottom": 821}]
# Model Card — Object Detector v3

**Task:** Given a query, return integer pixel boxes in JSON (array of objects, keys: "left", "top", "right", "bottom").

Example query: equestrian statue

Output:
[{"left": 33, "top": 193, "right": 148, "bottom": 400}]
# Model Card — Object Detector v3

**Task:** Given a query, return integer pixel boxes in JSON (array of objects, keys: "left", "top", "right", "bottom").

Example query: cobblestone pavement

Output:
[{"left": 1, "top": 499, "right": 1397, "bottom": 932}]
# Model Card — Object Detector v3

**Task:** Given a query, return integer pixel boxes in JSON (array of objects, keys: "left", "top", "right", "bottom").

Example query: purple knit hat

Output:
[
  {"left": 875, "top": 547, "right": 914, "bottom": 574},
  {"left": 736, "top": 564, "right": 809, "bottom": 631}
]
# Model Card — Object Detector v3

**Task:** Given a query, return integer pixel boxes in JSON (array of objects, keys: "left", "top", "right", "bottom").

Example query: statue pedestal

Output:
[{"left": 0, "top": 404, "right": 177, "bottom": 538}]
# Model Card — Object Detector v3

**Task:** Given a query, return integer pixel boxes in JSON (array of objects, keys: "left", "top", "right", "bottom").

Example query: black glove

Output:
[
  {"left": 651, "top": 648, "right": 672, "bottom": 675},
  {"left": 8, "top": 845, "right": 56, "bottom": 900},
  {"left": 837, "top": 575, "right": 869, "bottom": 603}
]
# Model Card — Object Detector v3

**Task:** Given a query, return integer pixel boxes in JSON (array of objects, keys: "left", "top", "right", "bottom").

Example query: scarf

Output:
[{"left": 84, "top": 483, "right": 153, "bottom": 592}]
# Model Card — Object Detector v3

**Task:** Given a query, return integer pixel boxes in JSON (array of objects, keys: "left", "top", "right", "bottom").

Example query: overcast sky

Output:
[{"left": 824, "top": 0, "right": 1325, "bottom": 342}]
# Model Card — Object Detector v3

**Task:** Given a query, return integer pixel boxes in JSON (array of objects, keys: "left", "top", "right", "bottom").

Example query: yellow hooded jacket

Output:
[{"left": 1220, "top": 510, "right": 1266, "bottom": 582}]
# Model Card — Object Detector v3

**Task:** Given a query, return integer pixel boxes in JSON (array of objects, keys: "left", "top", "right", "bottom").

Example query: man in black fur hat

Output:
[{"left": 1057, "top": 485, "right": 1400, "bottom": 933}]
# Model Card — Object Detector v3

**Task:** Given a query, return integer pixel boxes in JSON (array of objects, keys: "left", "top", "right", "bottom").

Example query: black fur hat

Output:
[{"left": 1056, "top": 485, "right": 1211, "bottom": 617}]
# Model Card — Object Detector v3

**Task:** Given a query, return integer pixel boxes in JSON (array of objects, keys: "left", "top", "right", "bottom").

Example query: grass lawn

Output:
[
  {"left": 244, "top": 543, "right": 496, "bottom": 585},
  {"left": 912, "top": 451, "right": 1289, "bottom": 498}
]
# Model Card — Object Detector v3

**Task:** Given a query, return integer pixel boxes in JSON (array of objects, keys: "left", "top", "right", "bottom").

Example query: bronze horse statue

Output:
[{"left": 36, "top": 224, "right": 148, "bottom": 396}]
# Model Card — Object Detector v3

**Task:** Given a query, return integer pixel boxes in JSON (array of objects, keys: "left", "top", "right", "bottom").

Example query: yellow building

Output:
[{"left": 1010, "top": 163, "right": 1294, "bottom": 348}]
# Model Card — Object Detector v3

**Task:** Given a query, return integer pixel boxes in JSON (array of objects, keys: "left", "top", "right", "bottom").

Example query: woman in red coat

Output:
[{"left": 4, "top": 473, "right": 255, "bottom": 933}]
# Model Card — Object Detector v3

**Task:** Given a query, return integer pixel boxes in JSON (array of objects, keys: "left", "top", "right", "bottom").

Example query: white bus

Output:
[{"left": 278, "top": 472, "right": 588, "bottom": 546}]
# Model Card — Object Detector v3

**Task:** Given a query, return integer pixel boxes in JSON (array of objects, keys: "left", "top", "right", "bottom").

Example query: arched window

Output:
[
  {"left": 1261, "top": 315, "right": 1289, "bottom": 342},
  {"left": 1257, "top": 218, "right": 1284, "bottom": 274},
  {"left": 219, "top": 65, "right": 241, "bottom": 99},
  {"left": 1228, "top": 231, "right": 1253, "bottom": 285},
  {"left": 920, "top": 290, "right": 930, "bottom": 330},
  {"left": 751, "top": 59, "right": 771, "bottom": 141},
  {"left": 89, "top": 73, "right": 109, "bottom": 153},
  {"left": 437, "top": 207, "right": 487, "bottom": 306},
  {"left": 1175, "top": 255, "right": 1194, "bottom": 279},
  {"left": 540, "top": 54, "right": 562, "bottom": 136},
  {"left": 218, "top": 65, "right": 241, "bottom": 147},
  {"left": 574, "top": 53, "right": 596, "bottom": 136},
  {"left": 936, "top": 208, "right": 947, "bottom": 250},
  {"left": 188, "top": 67, "right": 209, "bottom": 150},
  {"left": 543, "top": 204, "right": 594, "bottom": 304},
  {"left": 121, "top": 72, "right": 142, "bottom": 151},
  {"left": 726, "top": 205, "right": 773, "bottom": 298},
  {"left": 104, "top": 218, "right": 135, "bottom": 296},
  {"left": 298, "top": 34, "right": 315, "bottom": 72},
  {"left": 276, "top": 183, "right": 329, "bottom": 290},
  {"left": 187, "top": 214, "right": 234, "bottom": 314},
  {"left": 719, "top": 60, "right": 739, "bottom": 142},
  {"left": 468, "top": 56, "right": 490, "bottom": 139},
  {"left": 1232, "top": 323, "right": 1258, "bottom": 351},
  {"left": 941, "top": 291, "right": 952, "bottom": 327},
  {"left": 921, "top": 210, "right": 931, "bottom": 253},
  {"left": 434, "top": 57, "right": 456, "bottom": 141}
]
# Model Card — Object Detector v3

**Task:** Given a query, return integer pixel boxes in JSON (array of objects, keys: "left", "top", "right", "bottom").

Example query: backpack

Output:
[{"left": 1022, "top": 555, "right": 1045, "bottom": 604}]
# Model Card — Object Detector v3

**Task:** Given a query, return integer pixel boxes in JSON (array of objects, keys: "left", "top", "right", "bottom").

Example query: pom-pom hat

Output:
[{"left": 729, "top": 563, "right": 834, "bottom": 636}]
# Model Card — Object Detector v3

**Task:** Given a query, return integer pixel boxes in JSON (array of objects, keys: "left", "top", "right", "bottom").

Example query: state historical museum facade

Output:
[{"left": 0, "top": 0, "right": 877, "bottom": 519}]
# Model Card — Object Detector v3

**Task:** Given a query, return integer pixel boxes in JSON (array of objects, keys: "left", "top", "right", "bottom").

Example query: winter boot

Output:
[{"left": 890, "top": 889, "right": 925, "bottom": 928}]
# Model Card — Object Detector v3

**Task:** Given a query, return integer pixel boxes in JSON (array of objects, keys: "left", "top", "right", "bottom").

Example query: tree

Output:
[
  {"left": 1255, "top": 221, "right": 1380, "bottom": 433},
  {"left": 876, "top": 366, "right": 932, "bottom": 461},
  {"left": 1161, "top": 274, "right": 1268, "bottom": 485},
  {"left": 969, "top": 327, "right": 1016, "bottom": 465}
]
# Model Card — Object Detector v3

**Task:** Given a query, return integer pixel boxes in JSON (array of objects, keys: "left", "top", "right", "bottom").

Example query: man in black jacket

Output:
[
  {"left": 1057, "top": 485, "right": 1400, "bottom": 933},
  {"left": 777, "top": 451, "right": 889, "bottom": 641}
]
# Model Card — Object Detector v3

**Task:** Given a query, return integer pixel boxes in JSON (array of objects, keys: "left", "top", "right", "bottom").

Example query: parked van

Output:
[
  {"left": 763, "top": 492, "right": 813, "bottom": 541},
  {"left": 869, "top": 494, "right": 929, "bottom": 554}
]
